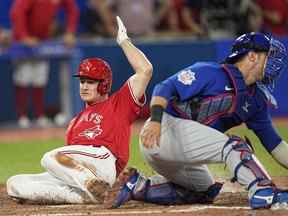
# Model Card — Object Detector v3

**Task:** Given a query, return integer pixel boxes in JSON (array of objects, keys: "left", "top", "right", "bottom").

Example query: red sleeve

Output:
[
  {"left": 114, "top": 82, "right": 146, "bottom": 123},
  {"left": 62, "top": 0, "right": 79, "bottom": 33},
  {"left": 10, "top": 0, "right": 33, "bottom": 40}
]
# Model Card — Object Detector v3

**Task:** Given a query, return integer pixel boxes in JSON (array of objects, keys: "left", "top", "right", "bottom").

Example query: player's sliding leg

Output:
[
  {"left": 6, "top": 172, "right": 89, "bottom": 204},
  {"left": 41, "top": 145, "right": 116, "bottom": 203},
  {"left": 222, "top": 135, "right": 288, "bottom": 209}
]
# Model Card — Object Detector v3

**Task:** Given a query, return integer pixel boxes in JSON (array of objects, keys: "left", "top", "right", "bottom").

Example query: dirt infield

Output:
[{"left": 1, "top": 180, "right": 288, "bottom": 216}]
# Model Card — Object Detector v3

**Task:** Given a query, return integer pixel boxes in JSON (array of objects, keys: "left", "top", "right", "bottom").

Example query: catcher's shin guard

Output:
[
  {"left": 222, "top": 135, "right": 276, "bottom": 205},
  {"left": 104, "top": 168, "right": 223, "bottom": 208}
]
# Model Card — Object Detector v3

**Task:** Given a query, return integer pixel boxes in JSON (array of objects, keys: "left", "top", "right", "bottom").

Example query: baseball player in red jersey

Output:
[
  {"left": 10, "top": 0, "right": 79, "bottom": 128},
  {"left": 6, "top": 16, "right": 153, "bottom": 204}
]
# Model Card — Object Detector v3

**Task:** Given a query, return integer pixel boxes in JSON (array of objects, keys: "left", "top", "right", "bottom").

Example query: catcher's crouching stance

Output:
[
  {"left": 105, "top": 32, "right": 288, "bottom": 210},
  {"left": 6, "top": 16, "right": 153, "bottom": 204}
]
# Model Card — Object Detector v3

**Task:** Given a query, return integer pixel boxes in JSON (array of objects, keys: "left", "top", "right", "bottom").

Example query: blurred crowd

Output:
[
  {"left": 78, "top": 0, "right": 288, "bottom": 40},
  {"left": 2, "top": 0, "right": 288, "bottom": 44},
  {"left": 77, "top": 0, "right": 288, "bottom": 39},
  {"left": 1, "top": 0, "right": 288, "bottom": 128}
]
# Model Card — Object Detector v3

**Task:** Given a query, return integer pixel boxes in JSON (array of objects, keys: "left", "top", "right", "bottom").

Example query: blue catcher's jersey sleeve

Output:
[
  {"left": 152, "top": 63, "right": 216, "bottom": 101},
  {"left": 246, "top": 107, "right": 282, "bottom": 153}
]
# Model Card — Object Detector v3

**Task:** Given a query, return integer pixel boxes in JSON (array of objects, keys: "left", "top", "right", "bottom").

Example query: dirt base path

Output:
[{"left": 1, "top": 177, "right": 288, "bottom": 216}]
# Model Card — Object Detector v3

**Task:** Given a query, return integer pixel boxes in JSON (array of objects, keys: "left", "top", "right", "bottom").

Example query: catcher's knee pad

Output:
[{"left": 222, "top": 135, "right": 273, "bottom": 190}]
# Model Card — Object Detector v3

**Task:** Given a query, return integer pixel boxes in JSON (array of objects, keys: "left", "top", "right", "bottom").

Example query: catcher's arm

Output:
[
  {"left": 271, "top": 140, "right": 288, "bottom": 169},
  {"left": 140, "top": 96, "right": 168, "bottom": 149},
  {"left": 116, "top": 16, "right": 153, "bottom": 100}
]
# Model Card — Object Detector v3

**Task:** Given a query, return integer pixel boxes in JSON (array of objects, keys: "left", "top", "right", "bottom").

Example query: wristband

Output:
[{"left": 150, "top": 105, "right": 164, "bottom": 123}]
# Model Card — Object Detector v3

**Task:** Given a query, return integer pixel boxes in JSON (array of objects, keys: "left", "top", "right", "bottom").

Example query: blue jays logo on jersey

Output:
[
  {"left": 78, "top": 112, "right": 103, "bottom": 139},
  {"left": 177, "top": 69, "right": 196, "bottom": 85},
  {"left": 79, "top": 125, "right": 103, "bottom": 139}
]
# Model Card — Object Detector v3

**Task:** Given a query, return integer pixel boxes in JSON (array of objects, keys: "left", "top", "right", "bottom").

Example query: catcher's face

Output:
[
  {"left": 255, "top": 52, "right": 268, "bottom": 81},
  {"left": 79, "top": 78, "right": 101, "bottom": 104},
  {"left": 245, "top": 51, "right": 268, "bottom": 84}
]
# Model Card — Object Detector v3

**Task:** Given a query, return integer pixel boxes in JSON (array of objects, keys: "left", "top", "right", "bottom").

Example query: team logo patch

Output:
[
  {"left": 79, "top": 125, "right": 103, "bottom": 139},
  {"left": 177, "top": 69, "right": 196, "bottom": 85}
]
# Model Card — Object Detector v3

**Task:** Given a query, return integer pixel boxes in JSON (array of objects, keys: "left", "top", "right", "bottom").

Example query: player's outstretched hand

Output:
[
  {"left": 116, "top": 16, "right": 129, "bottom": 45},
  {"left": 140, "top": 121, "right": 161, "bottom": 149}
]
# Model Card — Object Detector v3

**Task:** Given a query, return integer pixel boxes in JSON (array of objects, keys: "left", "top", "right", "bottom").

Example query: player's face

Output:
[
  {"left": 255, "top": 52, "right": 268, "bottom": 81},
  {"left": 79, "top": 78, "right": 101, "bottom": 103}
]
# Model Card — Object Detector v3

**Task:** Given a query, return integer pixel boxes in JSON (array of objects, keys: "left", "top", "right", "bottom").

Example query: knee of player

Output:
[
  {"left": 54, "top": 152, "right": 76, "bottom": 168},
  {"left": 221, "top": 135, "right": 253, "bottom": 161},
  {"left": 40, "top": 150, "right": 59, "bottom": 169}
]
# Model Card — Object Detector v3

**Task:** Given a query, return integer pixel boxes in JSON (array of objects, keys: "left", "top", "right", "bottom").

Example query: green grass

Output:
[
  {"left": 0, "top": 139, "right": 63, "bottom": 182},
  {"left": 0, "top": 124, "right": 288, "bottom": 183}
]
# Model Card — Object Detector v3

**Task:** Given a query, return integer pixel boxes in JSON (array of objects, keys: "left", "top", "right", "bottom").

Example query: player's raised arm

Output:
[{"left": 116, "top": 16, "right": 153, "bottom": 99}]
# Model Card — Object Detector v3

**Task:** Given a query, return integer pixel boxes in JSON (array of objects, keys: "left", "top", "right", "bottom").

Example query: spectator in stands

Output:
[
  {"left": 235, "top": 0, "right": 263, "bottom": 36},
  {"left": 109, "top": 0, "right": 164, "bottom": 37},
  {"left": 10, "top": 0, "right": 79, "bottom": 128},
  {"left": 200, "top": 0, "right": 237, "bottom": 39},
  {"left": 256, "top": 0, "right": 288, "bottom": 36},
  {"left": 156, "top": 0, "right": 204, "bottom": 37},
  {"left": 81, "top": 0, "right": 116, "bottom": 38}
]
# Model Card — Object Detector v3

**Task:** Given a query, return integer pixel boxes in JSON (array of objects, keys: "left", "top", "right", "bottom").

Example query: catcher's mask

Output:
[
  {"left": 74, "top": 58, "right": 112, "bottom": 95},
  {"left": 225, "top": 32, "right": 288, "bottom": 90}
]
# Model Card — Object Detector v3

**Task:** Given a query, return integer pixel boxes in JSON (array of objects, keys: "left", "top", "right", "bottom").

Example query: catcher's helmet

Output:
[
  {"left": 225, "top": 32, "right": 287, "bottom": 89},
  {"left": 225, "top": 32, "right": 270, "bottom": 63},
  {"left": 74, "top": 58, "right": 112, "bottom": 95}
]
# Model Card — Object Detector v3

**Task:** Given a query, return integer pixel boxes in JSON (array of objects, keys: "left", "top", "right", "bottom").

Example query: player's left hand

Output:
[
  {"left": 140, "top": 121, "right": 161, "bottom": 149},
  {"left": 116, "top": 16, "right": 129, "bottom": 45}
]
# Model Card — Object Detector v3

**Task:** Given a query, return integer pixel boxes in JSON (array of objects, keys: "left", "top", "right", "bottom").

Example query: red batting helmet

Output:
[{"left": 74, "top": 58, "right": 112, "bottom": 95}]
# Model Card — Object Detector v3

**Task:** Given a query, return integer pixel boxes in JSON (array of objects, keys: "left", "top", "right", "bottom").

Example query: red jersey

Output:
[
  {"left": 10, "top": 0, "right": 79, "bottom": 40},
  {"left": 66, "top": 82, "right": 145, "bottom": 175}
]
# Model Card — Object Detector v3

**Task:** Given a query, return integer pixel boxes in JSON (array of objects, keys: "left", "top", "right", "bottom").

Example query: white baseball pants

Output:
[
  {"left": 13, "top": 60, "right": 49, "bottom": 87},
  {"left": 6, "top": 145, "right": 116, "bottom": 204}
]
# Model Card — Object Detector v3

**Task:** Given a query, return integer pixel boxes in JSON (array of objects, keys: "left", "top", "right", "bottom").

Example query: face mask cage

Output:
[{"left": 261, "top": 38, "right": 288, "bottom": 90}]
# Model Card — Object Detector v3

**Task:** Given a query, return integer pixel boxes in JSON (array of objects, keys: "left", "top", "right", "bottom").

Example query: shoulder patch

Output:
[{"left": 177, "top": 69, "right": 196, "bottom": 85}]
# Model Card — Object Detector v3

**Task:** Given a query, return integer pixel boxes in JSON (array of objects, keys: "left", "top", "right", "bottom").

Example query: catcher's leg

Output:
[
  {"left": 222, "top": 135, "right": 288, "bottom": 209},
  {"left": 6, "top": 172, "right": 88, "bottom": 204},
  {"left": 104, "top": 167, "right": 222, "bottom": 208},
  {"left": 104, "top": 115, "right": 224, "bottom": 208},
  {"left": 41, "top": 145, "right": 117, "bottom": 203}
]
